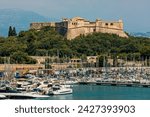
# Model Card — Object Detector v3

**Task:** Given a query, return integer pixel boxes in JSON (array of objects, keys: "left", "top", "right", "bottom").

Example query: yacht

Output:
[
  {"left": 0, "top": 86, "right": 49, "bottom": 99},
  {"left": 48, "top": 84, "right": 73, "bottom": 95},
  {"left": 0, "top": 94, "right": 7, "bottom": 99}
]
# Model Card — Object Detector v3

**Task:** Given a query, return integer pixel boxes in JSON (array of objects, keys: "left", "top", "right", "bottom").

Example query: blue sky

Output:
[{"left": 0, "top": 0, "right": 150, "bottom": 32}]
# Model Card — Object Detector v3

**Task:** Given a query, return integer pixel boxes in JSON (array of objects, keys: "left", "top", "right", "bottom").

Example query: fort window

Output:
[
  {"left": 110, "top": 23, "right": 113, "bottom": 26},
  {"left": 72, "top": 23, "right": 77, "bottom": 25},
  {"left": 105, "top": 23, "right": 108, "bottom": 26},
  {"left": 93, "top": 29, "right": 96, "bottom": 32}
]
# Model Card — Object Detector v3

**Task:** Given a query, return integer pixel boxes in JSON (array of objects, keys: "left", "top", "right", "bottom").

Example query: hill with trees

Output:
[{"left": 0, "top": 27, "right": 150, "bottom": 64}]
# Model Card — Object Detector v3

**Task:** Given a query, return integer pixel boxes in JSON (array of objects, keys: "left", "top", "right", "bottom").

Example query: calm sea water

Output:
[{"left": 37, "top": 85, "right": 150, "bottom": 100}]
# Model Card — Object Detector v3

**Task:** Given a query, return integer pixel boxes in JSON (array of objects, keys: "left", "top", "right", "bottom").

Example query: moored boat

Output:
[
  {"left": 0, "top": 94, "right": 7, "bottom": 99},
  {"left": 0, "top": 86, "right": 49, "bottom": 99},
  {"left": 48, "top": 85, "right": 72, "bottom": 95}
]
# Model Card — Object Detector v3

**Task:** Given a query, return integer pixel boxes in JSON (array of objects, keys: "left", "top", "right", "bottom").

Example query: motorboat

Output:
[
  {"left": 48, "top": 85, "right": 73, "bottom": 95},
  {"left": 0, "top": 86, "right": 49, "bottom": 99},
  {"left": 0, "top": 94, "right": 7, "bottom": 99}
]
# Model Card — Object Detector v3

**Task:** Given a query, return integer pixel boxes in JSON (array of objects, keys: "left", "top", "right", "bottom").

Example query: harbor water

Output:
[{"left": 36, "top": 84, "right": 150, "bottom": 100}]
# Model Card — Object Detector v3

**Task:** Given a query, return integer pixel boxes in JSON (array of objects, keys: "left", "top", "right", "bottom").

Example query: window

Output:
[
  {"left": 93, "top": 29, "right": 96, "bottom": 32},
  {"left": 110, "top": 23, "right": 113, "bottom": 26},
  {"left": 105, "top": 23, "right": 108, "bottom": 26},
  {"left": 72, "top": 23, "right": 77, "bottom": 25}
]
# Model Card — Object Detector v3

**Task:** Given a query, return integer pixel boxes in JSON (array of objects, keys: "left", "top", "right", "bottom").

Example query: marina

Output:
[{"left": 0, "top": 66, "right": 150, "bottom": 100}]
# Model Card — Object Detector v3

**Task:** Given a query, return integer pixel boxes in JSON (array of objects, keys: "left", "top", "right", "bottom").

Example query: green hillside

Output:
[{"left": 0, "top": 27, "right": 150, "bottom": 64}]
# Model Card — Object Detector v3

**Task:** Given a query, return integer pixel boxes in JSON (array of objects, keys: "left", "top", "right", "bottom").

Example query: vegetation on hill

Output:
[{"left": 0, "top": 27, "right": 150, "bottom": 64}]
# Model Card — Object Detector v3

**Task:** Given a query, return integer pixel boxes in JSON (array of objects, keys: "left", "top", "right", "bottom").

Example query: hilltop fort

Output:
[{"left": 30, "top": 17, "right": 128, "bottom": 39}]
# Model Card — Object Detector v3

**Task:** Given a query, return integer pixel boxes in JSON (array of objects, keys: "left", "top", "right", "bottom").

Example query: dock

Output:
[{"left": 95, "top": 81, "right": 150, "bottom": 88}]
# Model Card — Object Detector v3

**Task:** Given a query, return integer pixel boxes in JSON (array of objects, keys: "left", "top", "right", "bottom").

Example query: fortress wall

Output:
[
  {"left": 67, "top": 27, "right": 85, "bottom": 39},
  {"left": 67, "top": 26, "right": 96, "bottom": 39},
  {"left": 30, "top": 22, "right": 55, "bottom": 30},
  {"left": 98, "top": 28, "right": 128, "bottom": 37},
  {"left": 95, "top": 20, "right": 127, "bottom": 37},
  {"left": 67, "top": 21, "right": 85, "bottom": 29},
  {"left": 84, "top": 27, "right": 95, "bottom": 34},
  {"left": 96, "top": 21, "right": 123, "bottom": 30}
]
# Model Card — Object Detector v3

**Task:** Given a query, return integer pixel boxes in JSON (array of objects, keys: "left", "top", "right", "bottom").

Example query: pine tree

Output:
[
  {"left": 8, "top": 26, "right": 13, "bottom": 37},
  {"left": 12, "top": 27, "right": 17, "bottom": 36},
  {"left": 8, "top": 26, "right": 17, "bottom": 37}
]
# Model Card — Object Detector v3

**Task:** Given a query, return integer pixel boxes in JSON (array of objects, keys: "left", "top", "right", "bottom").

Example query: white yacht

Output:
[
  {"left": 0, "top": 86, "right": 49, "bottom": 99},
  {"left": 48, "top": 85, "right": 73, "bottom": 95},
  {"left": 0, "top": 94, "right": 7, "bottom": 99}
]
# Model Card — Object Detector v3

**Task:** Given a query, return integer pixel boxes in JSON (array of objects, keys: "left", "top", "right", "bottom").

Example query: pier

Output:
[{"left": 95, "top": 81, "right": 150, "bottom": 88}]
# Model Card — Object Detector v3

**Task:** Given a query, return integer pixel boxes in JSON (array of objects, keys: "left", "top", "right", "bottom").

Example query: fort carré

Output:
[{"left": 30, "top": 17, "right": 128, "bottom": 40}]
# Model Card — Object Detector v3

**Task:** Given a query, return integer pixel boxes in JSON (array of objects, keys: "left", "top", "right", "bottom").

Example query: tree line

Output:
[{"left": 0, "top": 26, "right": 150, "bottom": 64}]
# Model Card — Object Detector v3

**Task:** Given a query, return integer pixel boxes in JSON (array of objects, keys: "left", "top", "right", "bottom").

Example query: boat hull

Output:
[
  {"left": 49, "top": 89, "right": 73, "bottom": 95},
  {"left": 0, "top": 92, "right": 49, "bottom": 99}
]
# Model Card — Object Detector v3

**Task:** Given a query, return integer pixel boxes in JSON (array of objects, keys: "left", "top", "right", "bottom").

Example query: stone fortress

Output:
[{"left": 30, "top": 17, "right": 128, "bottom": 39}]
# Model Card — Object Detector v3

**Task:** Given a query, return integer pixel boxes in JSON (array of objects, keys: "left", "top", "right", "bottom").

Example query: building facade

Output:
[{"left": 30, "top": 17, "right": 128, "bottom": 40}]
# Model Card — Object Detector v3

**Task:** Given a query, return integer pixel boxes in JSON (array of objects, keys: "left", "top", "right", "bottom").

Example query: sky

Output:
[{"left": 0, "top": 0, "right": 150, "bottom": 32}]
